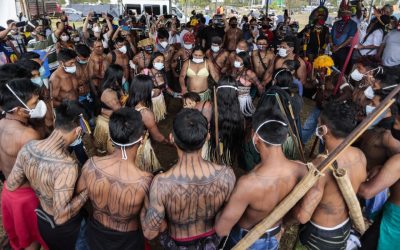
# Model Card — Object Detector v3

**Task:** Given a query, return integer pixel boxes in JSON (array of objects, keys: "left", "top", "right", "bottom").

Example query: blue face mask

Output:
[
  {"left": 31, "top": 76, "right": 44, "bottom": 87},
  {"left": 39, "top": 66, "right": 45, "bottom": 77}
]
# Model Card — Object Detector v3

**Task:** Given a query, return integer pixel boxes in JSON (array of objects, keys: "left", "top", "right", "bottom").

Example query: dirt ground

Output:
[{"left": 0, "top": 94, "right": 316, "bottom": 249}]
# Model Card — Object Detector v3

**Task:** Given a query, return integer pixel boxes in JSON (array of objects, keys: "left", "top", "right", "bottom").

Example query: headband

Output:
[
  {"left": 255, "top": 119, "right": 288, "bottom": 146},
  {"left": 111, "top": 137, "right": 142, "bottom": 160},
  {"left": 217, "top": 85, "right": 238, "bottom": 91}
]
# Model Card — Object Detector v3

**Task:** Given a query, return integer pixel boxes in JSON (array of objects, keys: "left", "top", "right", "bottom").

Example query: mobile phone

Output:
[
  {"left": 16, "top": 21, "right": 26, "bottom": 27},
  {"left": 164, "top": 14, "right": 172, "bottom": 19},
  {"left": 93, "top": 12, "right": 102, "bottom": 18}
]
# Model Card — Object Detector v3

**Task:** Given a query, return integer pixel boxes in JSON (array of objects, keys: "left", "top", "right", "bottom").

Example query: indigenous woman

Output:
[
  {"left": 231, "top": 52, "right": 264, "bottom": 117},
  {"left": 127, "top": 74, "right": 169, "bottom": 173},
  {"left": 93, "top": 64, "right": 125, "bottom": 155},
  {"left": 180, "top": 45, "right": 219, "bottom": 101},
  {"left": 140, "top": 52, "right": 175, "bottom": 122}
]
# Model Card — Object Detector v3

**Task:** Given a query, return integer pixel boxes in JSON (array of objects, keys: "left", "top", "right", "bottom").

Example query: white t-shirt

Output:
[
  {"left": 382, "top": 30, "right": 400, "bottom": 67},
  {"left": 360, "top": 29, "right": 383, "bottom": 56}
]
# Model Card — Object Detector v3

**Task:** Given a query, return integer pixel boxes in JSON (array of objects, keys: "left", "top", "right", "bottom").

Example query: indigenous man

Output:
[
  {"left": 107, "top": 37, "right": 130, "bottom": 91},
  {"left": 272, "top": 38, "right": 307, "bottom": 85},
  {"left": 155, "top": 28, "right": 176, "bottom": 89},
  {"left": 224, "top": 17, "right": 244, "bottom": 52},
  {"left": 80, "top": 108, "right": 152, "bottom": 249},
  {"left": 294, "top": 101, "right": 367, "bottom": 249},
  {"left": 142, "top": 109, "right": 236, "bottom": 248},
  {"left": 88, "top": 39, "right": 109, "bottom": 94},
  {"left": 50, "top": 48, "right": 79, "bottom": 108},
  {"left": 215, "top": 111, "right": 306, "bottom": 249},
  {"left": 131, "top": 38, "right": 154, "bottom": 74},
  {"left": 205, "top": 36, "right": 230, "bottom": 75},
  {"left": 6, "top": 101, "right": 89, "bottom": 250},
  {"left": 252, "top": 36, "right": 275, "bottom": 83},
  {"left": 0, "top": 79, "right": 47, "bottom": 250},
  {"left": 172, "top": 32, "right": 195, "bottom": 83}
]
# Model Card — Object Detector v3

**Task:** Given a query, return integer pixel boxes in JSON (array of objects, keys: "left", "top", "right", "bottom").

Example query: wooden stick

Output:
[
  {"left": 233, "top": 84, "right": 400, "bottom": 249},
  {"left": 213, "top": 86, "right": 221, "bottom": 164},
  {"left": 309, "top": 136, "right": 319, "bottom": 158},
  {"left": 275, "top": 94, "right": 305, "bottom": 162},
  {"left": 288, "top": 102, "right": 305, "bottom": 162}
]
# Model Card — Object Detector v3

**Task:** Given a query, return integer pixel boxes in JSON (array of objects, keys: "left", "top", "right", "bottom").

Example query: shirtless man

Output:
[
  {"left": 215, "top": 111, "right": 306, "bottom": 249},
  {"left": 224, "top": 17, "right": 243, "bottom": 52},
  {"left": 252, "top": 36, "right": 275, "bottom": 83},
  {"left": 142, "top": 109, "right": 236, "bottom": 248},
  {"left": 131, "top": 38, "right": 154, "bottom": 74},
  {"left": 88, "top": 39, "right": 109, "bottom": 94},
  {"left": 0, "top": 79, "right": 47, "bottom": 250},
  {"left": 228, "top": 40, "right": 249, "bottom": 72},
  {"left": 271, "top": 38, "right": 307, "bottom": 86},
  {"left": 50, "top": 48, "right": 79, "bottom": 107},
  {"left": 6, "top": 101, "right": 88, "bottom": 250},
  {"left": 155, "top": 28, "right": 176, "bottom": 87},
  {"left": 107, "top": 37, "right": 130, "bottom": 90},
  {"left": 80, "top": 108, "right": 152, "bottom": 249},
  {"left": 205, "top": 36, "right": 230, "bottom": 75},
  {"left": 293, "top": 101, "right": 367, "bottom": 249},
  {"left": 172, "top": 32, "right": 195, "bottom": 81}
]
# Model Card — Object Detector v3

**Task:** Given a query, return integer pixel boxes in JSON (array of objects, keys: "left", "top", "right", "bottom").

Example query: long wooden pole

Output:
[
  {"left": 232, "top": 84, "right": 400, "bottom": 249},
  {"left": 213, "top": 86, "right": 221, "bottom": 164}
]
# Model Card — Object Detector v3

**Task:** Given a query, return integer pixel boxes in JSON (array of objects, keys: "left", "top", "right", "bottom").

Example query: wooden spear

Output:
[{"left": 232, "top": 84, "right": 400, "bottom": 249}]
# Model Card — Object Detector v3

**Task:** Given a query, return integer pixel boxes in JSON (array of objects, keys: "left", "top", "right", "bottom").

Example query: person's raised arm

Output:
[
  {"left": 104, "top": 13, "right": 114, "bottom": 41},
  {"left": 53, "top": 163, "right": 88, "bottom": 225},
  {"left": 112, "top": 26, "right": 122, "bottom": 41},
  {"left": 359, "top": 154, "right": 400, "bottom": 199},
  {"left": 142, "top": 175, "right": 167, "bottom": 240},
  {"left": 0, "top": 22, "right": 15, "bottom": 39},
  {"left": 215, "top": 177, "right": 250, "bottom": 237},
  {"left": 83, "top": 12, "right": 93, "bottom": 39},
  {"left": 54, "top": 15, "right": 66, "bottom": 39}
]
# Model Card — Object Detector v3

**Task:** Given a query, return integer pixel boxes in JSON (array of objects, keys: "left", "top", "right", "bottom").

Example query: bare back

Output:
[{"left": 82, "top": 156, "right": 152, "bottom": 231}]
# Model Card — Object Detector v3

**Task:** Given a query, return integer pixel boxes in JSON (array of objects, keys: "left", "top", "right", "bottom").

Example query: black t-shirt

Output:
[{"left": 198, "top": 25, "right": 225, "bottom": 50}]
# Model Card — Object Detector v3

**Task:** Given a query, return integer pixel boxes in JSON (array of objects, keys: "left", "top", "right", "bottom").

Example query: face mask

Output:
[
  {"left": 87, "top": 24, "right": 92, "bottom": 29},
  {"left": 350, "top": 69, "right": 364, "bottom": 81},
  {"left": 77, "top": 58, "right": 88, "bottom": 64},
  {"left": 39, "top": 66, "right": 45, "bottom": 76},
  {"left": 31, "top": 77, "right": 44, "bottom": 87},
  {"left": 365, "top": 105, "right": 375, "bottom": 115},
  {"left": 184, "top": 44, "right": 193, "bottom": 50},
  {"left": 73, "top": 36, "right": 80, "bottom": 42},
  {"left": 192, "top": 58, "right": 204, "bottom": 64},
  {"left": 257, "top": 45, "right": 267, "bottom": 51},
  {"left": 154, "top": 62, "right": 164, "bottom": 71},
  {"left": 315, "top": 125, "right": 327, "bottom": 143},
  {"left": 144, "top": 46, "right": 153, "bottom": 53},
  {"left": 93, "top": 26, "right": 101, "bottom": 33},
  {"left": 102, "top": 40, "right": 109, "bottom": 49},
  {"left": 63, "top": 64, "right": 77, "bottom": 74},
  {"left": 60, "top": 35, "right": 69, "bottom": 42},
  {"left": 160, "top": 41, "right": 168, "bottom": 49},
  {"left": 236, "top": 48, "right": 245, "bottom": 54},
  {"left": 366, "top": 105, "right": 388, "bottom": 128},
  {"left": 364, "top": 86, "right": 375, "bottom": 99},
  {"left": 118, "top": 45, "right": 127, "bottom": 54},
  {"left": 27, "top": 100, "right": 47, "bottom": 119},
  {"left": 211, "top": 45, "right": 220, "bottom": 53},
  {"left": 234, "top": 60, "right": 242, "bottom": 68},
  {"left": 69, "top": 134, "right": 82, "bottom": 147},
  {"left": 278, "top": 48, "right": 288, "bottom": 57}
]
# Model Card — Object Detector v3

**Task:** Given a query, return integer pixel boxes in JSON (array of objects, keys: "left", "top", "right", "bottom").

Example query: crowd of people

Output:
[{"left": 0, "top": 0, "right": 399, "bottom": 249}]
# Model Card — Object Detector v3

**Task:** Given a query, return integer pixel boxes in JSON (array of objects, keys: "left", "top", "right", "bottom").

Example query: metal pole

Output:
[
  {"left": 169, "top": 0, "right": 172, "bottom": 15},
  {"left": 265, "top": 0, "right": 269, "bottom": 17}
]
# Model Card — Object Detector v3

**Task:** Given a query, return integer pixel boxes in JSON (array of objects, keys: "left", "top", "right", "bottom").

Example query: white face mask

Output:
[
  {"left": 350, "top": 69, "right": 365, "bottom": 81},
  {"left": 211, "top": 45, "right": 220, "bottom": 53},
  {"left": 93, "top": 26, "right": 101, "bottom": 33},
  {"left": 60, "top": 35, "right": 69, "bottom": 42},
  {"left": 278, "top": 48, "right": 288, "bottom": 57},
  {"left": 39, "top": 66, "right": 45, "bottom": 76},
  {"left": 160, "top": 41, "right": 168, "bottom": 49},
  {"left": 192, "top": 58, "right": 204, "bottom": 64},
  {"left": 154, "top": 62, "right": 164, "bottom": 71},
  {"left": 118, "top": 45, "right": 127, "bottom": 54},
  {"left": 69, "top": 134, "right": 82, "bottom": 147},
  {"left": 31, "top": 76, "right": 44, "bottom": 87},
  {"left": 102, "top": 40, "right": 109, "bottom": 49},
  {"left": 63, "top": 64, "right": 77, "bottom": 74},
  {"left": 234, "top": 60, "right": 242, "bottom": 68},
  {"left": 236, "top": 48, "right": 245, "bottom": 54},
  {"left": 364, "top": 86, "right": 375, "bottom": 99},
  {"left": 315, "top": 125, "right": 327, "bottom": 143},
  {"left": 184, "top": 44, "right": 193, "bottom": 50},
  {"left": 365, "top": 104, "right": 375, "bottom": 115},
  {"left": 27, "top": 100, "right": 47, "bottom": 119},
  {"left": 73, "top": 36, "right": 80, "bottom": 42}
]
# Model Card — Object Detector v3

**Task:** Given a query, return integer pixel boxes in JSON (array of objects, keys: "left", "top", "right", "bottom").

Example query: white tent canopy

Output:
[{"left": 0, "top": 0, "right": 19, "bottom": 27}]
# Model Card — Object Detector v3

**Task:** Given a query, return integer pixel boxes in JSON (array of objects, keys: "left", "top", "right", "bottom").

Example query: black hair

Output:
[
  {"left": 16, "top": 59, "right": 41, "bottom": 72},
  {"left": 209, "top": 76, "right": 244, "bottom": 165},
  {"left": 20, "top": 52, "right": 40, "bottom": 60},
  {"left": 282, "top": 37, "right": 295, "bottom": 48},
  {"left": 320, "top": 100, "right": 358, "bottom": 138},
  {"left": 355, "top": 56, "right": 380, "bottom": 71},
  {"left": 182, "top": 92, "right": 201, "bottom": 102},
  {"left": 109, "top": 107, "right": 144, "bottom": 145},
  {"left": 0, "top": 64, "right": 32, "bottom": 86},
  {"left": 157, "top": 28, "right": 169, "bottom": 39},
  {"left": 126, "top": 74, "right": 153, "bottom": 109},
  {"left": 173, "top": 108, "right": 208, "bottom": 152},
  {"left": 211, "top": 36, "right": 223, "bottom": 45},
  {"left": 101, "top": 64, "right": 124, "bottom": 92},
  {"left": 283, "top": 59, "right": 300, "bottom": 71},
  {"left": 57, "top": 48, "right": 77, "bottom": 62},
  {"left": 252, "top": 110, "right": 289, "bottom": 146},
  {"left": 0, "top": 78, "right": 38, "bottom": 112},
  {"left": 363, "top": 15, "right": 390, "bottom": 44},
  {"left": 54, "top": 100, "right": 86, "bottom": 131},
  {"left": 115, "top": 36, "right": 125, "bottom": 45},
  {"left": 242, "top": 16, "right": 248, "bottom": 22},
  {"left": 273, "top": 68, "right": 293, "bottom": 88},
  {"left": 229, "top": 16, "right": 238, "bottom": 23},
  {"left": 75, "top": 44, "right": 91, "bottom": 58},
  {"left": 236, "top": 51, "right": 252, "bottom": 69},
  {"left": 200, "top": 17, "right": 206, "bottom": 24},
  {"left": 192, "top": 45, "right": 206, "bottom": 55},
  {"left": 88, "top": 38, "right": 102, "bottom": 48},
  {"left": 257, "top": 35, "right": 268, "bottom": 42}
]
